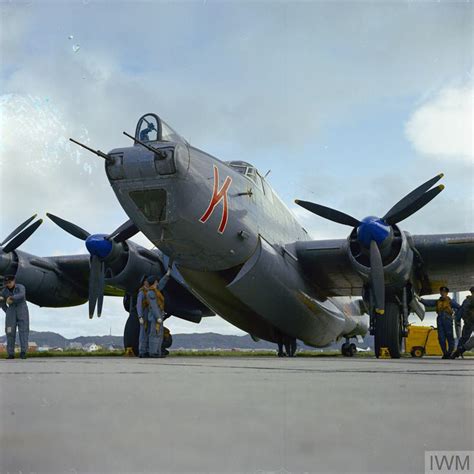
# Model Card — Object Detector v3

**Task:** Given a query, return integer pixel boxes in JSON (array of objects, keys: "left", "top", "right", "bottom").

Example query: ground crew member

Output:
[
  {"left": 0, "top": 275, "right": 30, "bottom": 359},
  {"left": 451, "top": 287, "right": 474, "bottom": 359},
  {"left": 276, "top": 331, "right": 285, "bottom": 357},
  {"left": 146, "top": 269, "right": 171, "bottom": 358},
  {"left": 420, "top": 286, "right": 460, "bottom": 359},
  {"left": 136, "top": 276, "right": 151, "bottom": 358}
]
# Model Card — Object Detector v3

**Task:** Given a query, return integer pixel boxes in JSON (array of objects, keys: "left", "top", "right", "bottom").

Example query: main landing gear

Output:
[
  {"left": 373, "top": 301, "right": 403, "bottom": 359},
  {"left": 341, "top": 338, "right": 357, "bottom": 357},
  {"left": 123, "top": 294, "right": 140, "bottom": 356}
]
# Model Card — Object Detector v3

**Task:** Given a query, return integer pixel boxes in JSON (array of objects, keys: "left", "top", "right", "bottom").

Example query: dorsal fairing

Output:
[{"left": 135, "top": 113, "right": 187, "bottom": 145}]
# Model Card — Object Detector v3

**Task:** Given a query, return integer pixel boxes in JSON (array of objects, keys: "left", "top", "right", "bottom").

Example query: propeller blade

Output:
[
  {"left": 369, "top": 240, "right": 385, "bottom": 315},
  {"left": 294, "top": 200, "right": 361, "bottom": 227},
  {"left": 384, "top": 185, "right": 445, "bottom": 225},
  {"left": 1, "top": 214, "right": 37, "bottom": 246},
  {"left": 97, "top": 263, "right": 105, "bottom": 317},
  {"left": 107, "top": 219, "right": 139, "bottom": 243},
  {"left": 383, "top": 173, "right": 444, "bottom": 223},
  {"left": 2, "top": 219, "right": 43, "bottom": 253},
  {"left": 47, "top": 213, "right": 91, "bottom": 241},
  {"left": 88, "top": 255, "right": 102, "bottom": 319}
]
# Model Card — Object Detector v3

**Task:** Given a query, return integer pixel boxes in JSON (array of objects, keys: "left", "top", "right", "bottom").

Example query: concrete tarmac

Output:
[{"left": 0, "top": 356, "right": 472, "bottom": 474}]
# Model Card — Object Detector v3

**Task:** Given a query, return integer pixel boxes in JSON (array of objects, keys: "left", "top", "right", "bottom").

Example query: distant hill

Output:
[{"left": 0, "top": 330, "right": 374, "bottom": 351}]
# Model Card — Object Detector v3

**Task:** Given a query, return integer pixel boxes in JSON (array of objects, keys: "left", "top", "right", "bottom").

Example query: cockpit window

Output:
[
  {"left": 137, "top": 114, "right": 159, "bottom": 142},
  {"left": 135, "top": 113, "right": 188, "bottom": 145},
  {"left": 227, "top": 161, "right": 259, "bottom": 184},
  {"left": 161, "top": 120, "right": 185, "bottom": 143}
]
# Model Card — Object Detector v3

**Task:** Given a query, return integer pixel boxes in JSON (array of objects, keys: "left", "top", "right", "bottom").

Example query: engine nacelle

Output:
[
  {"left": 348, "top": 228, "right": 414, "bottom": 291},
  {"left": 105, "top": 241, "right": 163, "bottom": 292},
  {"left": 9, "top": 251, "right": 87, "bottom": 307}
]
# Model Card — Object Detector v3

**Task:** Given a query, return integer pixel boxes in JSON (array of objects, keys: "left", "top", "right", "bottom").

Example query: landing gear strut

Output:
[
  {"left": 123, "top": 294, "right": 140, "bottom": 356},
  {"left": 374, "top": 301, "right": 402, "bottom": 359},
  {"left": 341, "top": 339, "right": 357, "bottom": 357}
]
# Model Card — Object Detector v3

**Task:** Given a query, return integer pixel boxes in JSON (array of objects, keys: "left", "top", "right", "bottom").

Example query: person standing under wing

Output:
[
  {"left": 419, "top": 286, "right": 460, "bottom": 359},
  {"left": 0, "top": 275, "right": 30, "bottom": 359},
  {"left": 146, "top": 268, "right": 171, "bottom": 358},
  {"left": 451, "top": 287, "right": 474, "bottom": 359},
  {"left": 136, "top": 276, "right": 151, "bottom": 358}
]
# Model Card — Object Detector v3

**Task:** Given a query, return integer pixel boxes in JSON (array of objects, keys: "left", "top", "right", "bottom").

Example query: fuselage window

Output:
[{"left": 129, "top": 189, "right": 167, "bottom": 222}]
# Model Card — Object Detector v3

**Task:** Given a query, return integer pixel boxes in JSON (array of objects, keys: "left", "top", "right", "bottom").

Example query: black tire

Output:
[
  {"left": 341, "top": 342, "right": 352, "bottom": 357},
  {"left": 124, "top": 313, "right": 140, "bottom": 356},
  {"left": 162, "top": 332, "right": 173, "bottom": 350},
  {"left": 349, "top": 343, "right": 357, "bottom": 356},
  {"left": 375, "top": 302, "right": 401, "bottom": 359},
  {"left": 410, "top": 347, "right": 424, "bottom": 358}
]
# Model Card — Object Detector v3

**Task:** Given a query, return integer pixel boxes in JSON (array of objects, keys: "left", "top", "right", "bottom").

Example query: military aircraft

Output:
[{"left": 2, "top": 113, "right": 473, "bottom": 358}]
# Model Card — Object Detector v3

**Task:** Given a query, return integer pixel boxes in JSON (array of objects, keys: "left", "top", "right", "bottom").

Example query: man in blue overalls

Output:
[
  {"left": 1, "top": 275, "right": 30, "bottom": 359},
  {"left": 146, "top": 269, "right": 171, "bottom": 358},
  {"left": 136, "top": 276, "right": 151, "bottom": 358},
  {"left": 451, "top": 287, "right": 474, "bottom": 359},
  {"left": 420, "top": 286, "right": 460, "bottom": 359}
]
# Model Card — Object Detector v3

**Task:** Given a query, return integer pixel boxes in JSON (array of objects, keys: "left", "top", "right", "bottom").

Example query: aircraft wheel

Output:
[
  {"left": 124, "top": 313, "right": 140, "bottom": 356},
  {"left": 162, "top": 328, "right": 173, "bottom": 349},
  {"left": 341, "top": 342, "right": 354, "bottom": 357},
  {"left": 349, "top": 343, "right": 357, "bottom": 356},
  {"left": 375, "top": 302, "right": 401, "bottom": 359}
]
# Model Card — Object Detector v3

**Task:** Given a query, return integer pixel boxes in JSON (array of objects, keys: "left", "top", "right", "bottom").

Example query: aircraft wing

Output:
[
  {"left": 8, "top": 249, "right": 212, "bottom": 320},
  {"left": 40, "top": 254, "right": 125, "bottom": 297},
  {"left": 410, "top": 233, "right": 474, "bottom": 295},
  {"left": 292, "top": 233, "right": 474, "bottom": 297},
  {"left": 292, "top": 239, "right": 361, "bottom": 297}
]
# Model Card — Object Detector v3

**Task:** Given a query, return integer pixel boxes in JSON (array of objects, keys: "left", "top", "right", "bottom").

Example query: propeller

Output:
[
  {"left": 295, "top": 174, "right": 445, "bottom": 314},
  {"left": 1, "top": 215, "right": 43, "bottom": 255},
  {"left": 46, "top": 213, "right": 139, "bottom": 318}
]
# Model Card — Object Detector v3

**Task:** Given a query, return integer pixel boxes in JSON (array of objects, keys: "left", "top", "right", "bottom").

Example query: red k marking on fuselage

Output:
[{"left": 199, "top": 165, "right": 232, "bottom": 234}]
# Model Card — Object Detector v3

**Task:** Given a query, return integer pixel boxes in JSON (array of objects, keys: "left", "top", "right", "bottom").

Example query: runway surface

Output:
[{"left": 0, "top": 356, "right": 472, "bottom": 474}]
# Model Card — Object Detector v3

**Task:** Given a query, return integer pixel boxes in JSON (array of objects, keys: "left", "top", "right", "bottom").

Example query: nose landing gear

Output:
[{"left": 341, "top": 338, "right": 357, "bottom": 357}]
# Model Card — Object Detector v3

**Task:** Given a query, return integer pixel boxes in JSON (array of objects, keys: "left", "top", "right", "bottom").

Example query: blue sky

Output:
[{"left": 0, "top": 0, "right": 472, "bottom": 337}]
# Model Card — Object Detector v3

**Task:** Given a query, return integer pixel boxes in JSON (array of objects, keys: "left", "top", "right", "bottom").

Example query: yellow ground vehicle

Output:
[{"left": 405, "top": 325, "right": 443, "bottom": 357}]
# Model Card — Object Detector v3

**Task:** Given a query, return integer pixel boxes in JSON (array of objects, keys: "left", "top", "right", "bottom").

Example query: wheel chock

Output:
[
  {"left": 379, "top": 347, "right": 391, "bottom": 358},
  {"left": 124, "top": 347, "right": 135, "bottom": 357}
]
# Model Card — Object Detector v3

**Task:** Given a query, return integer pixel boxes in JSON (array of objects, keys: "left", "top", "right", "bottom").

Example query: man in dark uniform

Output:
[
  {"left": 420, "top": 286, "right": 460, "bottom": 359},
  {"left": 451, "top": 287, "right": 474, "bottom": 359},
  {"left": 136, "top": 276, "right": 151, "bottom": 358},
  {"left": 1, "top": 275, "right": 30, "bottom": 359}
]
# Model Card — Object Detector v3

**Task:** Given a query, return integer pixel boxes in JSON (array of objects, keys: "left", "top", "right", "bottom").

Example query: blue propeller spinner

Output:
[
  {"left": 85, "top": 234, "right": 113, "bottom": 259},
  {"left": 295, "top": 173, "right": 445, "bottom": 315},
  {"left": 356, "top": 216, "right": 391, "bottom": 248}
]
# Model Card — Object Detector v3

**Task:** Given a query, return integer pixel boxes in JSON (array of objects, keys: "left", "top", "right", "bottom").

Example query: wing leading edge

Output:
[{"left": 293, "top": 233, "right": 474, "bottom": 297}]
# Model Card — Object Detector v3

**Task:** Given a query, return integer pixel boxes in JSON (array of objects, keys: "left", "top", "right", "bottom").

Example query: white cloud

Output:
[{"left": 406, "top": 82, "right": 474, "bottom": 161}]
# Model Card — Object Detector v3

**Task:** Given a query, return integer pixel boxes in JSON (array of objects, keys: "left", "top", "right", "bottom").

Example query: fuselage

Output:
[{"left": 105, "top": 114, "right": 366, "bottom": 345}]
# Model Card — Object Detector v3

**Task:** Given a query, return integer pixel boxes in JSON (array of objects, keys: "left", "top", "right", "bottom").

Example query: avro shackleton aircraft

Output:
[{"left": 1, "top": 113, "right": 473, "bottom": 358}]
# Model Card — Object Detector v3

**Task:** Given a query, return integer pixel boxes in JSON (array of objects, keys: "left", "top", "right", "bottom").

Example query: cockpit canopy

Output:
[
  {"left": 135, "top": 113, "right": 187, "bottom": 145},
  {"left": 226, "top": 160, "right": 259, "bottom": 182}
]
